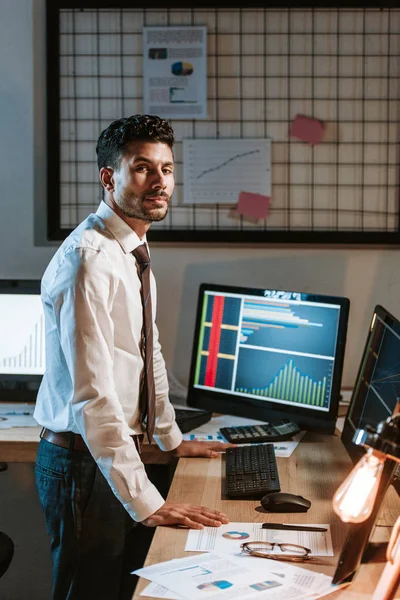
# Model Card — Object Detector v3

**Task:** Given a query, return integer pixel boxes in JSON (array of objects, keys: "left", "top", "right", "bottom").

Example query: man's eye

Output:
[
  {"left": 136, "top": 165, "right": 147, "bottom": 172},
  {"left": 163, "top": 169, "right": 173, "bottom": 175}
]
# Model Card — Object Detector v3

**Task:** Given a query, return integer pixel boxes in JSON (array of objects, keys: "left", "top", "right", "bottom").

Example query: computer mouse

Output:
[{"left": 260, "top": 492, "right": 311, "bottom": 513}]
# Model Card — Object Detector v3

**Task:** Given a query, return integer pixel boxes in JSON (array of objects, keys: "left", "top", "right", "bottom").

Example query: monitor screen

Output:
[
  {"left": 187, "top": 283, "right": 350, "bottom": 433},
  {"left": 0, "top": 280, "right": 44, "bottom": 401},
  {"left": 333, "top": 304, "right": 400, "bottom": 585},
  {"left": 341, "top": 304, "right": 400, "bottom": 493}
]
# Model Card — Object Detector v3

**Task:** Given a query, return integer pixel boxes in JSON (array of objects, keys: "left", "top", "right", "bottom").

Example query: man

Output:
[{"left": 34, "top": 114, "right": 233, "bottom": 600}]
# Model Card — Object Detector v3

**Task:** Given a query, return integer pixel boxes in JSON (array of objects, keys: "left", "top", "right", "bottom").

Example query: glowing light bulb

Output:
[{"left": 332, "top": 449, "right": 385, "bottom": 523}]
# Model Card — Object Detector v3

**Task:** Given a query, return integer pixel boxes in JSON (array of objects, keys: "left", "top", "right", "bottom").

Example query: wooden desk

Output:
[
  {"left": 0, "top": 393, "right": 351, "bottom": 462},
  {"left": 0, "top": 424, "right": 172, "bottom": 465},
  {"left": 0, "top": 397, "right": 351, "bottom": 463},
  {"left": 132, "top": 431, "right": 400, "bottom": 600},
  {"left": 1, "top": 409, "right": 399, "bottom": 598},
  {"left": 0, "top": 424, "right": 41, "bottom": 462}
]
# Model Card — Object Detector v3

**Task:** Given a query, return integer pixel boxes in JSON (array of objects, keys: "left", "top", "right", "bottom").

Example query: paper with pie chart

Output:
[
  {"left": 183, "top": 139, "right": 271, "bottom": 204},
  {"left": 185, "top": 522, "right": 333, "bottom": 556}
]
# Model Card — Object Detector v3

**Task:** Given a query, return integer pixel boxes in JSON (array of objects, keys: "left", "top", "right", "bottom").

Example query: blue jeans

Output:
[{"left": 35, "top": 438, "right": 136, "bottom": 600}]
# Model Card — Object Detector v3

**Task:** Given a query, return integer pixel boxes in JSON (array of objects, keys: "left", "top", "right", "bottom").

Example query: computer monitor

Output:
[
  {"left": 341, "top": 304, "right": 400, "bottom": 494},
  {"left": 332, "top": 304, "right": 400, "bottom": 585},
  {"left": 187, "top": 283, "right": 350, "bottom": 434},
  {"left": 0, "top": 280, "right": 45, "bottom": 402}
]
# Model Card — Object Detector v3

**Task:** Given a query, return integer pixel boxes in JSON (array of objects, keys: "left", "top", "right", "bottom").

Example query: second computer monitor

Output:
[
  {"left": 187, "top": 283, "right": 350, "bottom": 434},
  {"left": 0, "top": 279, "right": 44, "bottom": 401}
]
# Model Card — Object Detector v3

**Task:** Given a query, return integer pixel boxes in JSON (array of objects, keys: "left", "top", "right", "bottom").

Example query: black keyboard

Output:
[
  {"left": 225, "top": 443, "right": 281, "bottom": 498},
  {"left": 220, "top": 419, "right": 300, "bottom": 444},
  {"left": 174, "top": 407, "right": 212, "bottom": 433}
]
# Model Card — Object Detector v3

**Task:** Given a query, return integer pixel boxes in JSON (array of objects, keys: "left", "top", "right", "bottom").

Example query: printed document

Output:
[
  {"left": 0, "top": 402, "right": 37, "bottom": 429},
  {"left": 143, "top": 26, "right": 207, "bottom": 119},
  {"left": 183, "top": 139, "right": 271, "bottom": 205},
  {"left": 134, "top": 552, "right": 335, "bottom": 600},
  {"left": 185, "top": 522, "right": 333, "bottom": 556}
]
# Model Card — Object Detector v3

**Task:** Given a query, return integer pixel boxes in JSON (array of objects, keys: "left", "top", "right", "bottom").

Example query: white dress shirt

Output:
[{"left": 34, "top": 201, "right": 183, "bottom": 522}]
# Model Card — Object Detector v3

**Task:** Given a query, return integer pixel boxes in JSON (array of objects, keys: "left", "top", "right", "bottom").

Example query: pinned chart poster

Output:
[
  {"left": 183, "top": 139, "right": 271, "bottom": 205},
  {"left": 143, "top": 26, "right": 207, "bottom": 119}
]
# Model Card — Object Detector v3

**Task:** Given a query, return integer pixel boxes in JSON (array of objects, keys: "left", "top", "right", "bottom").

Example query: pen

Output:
[{"left": 262, "top": 524, "right": 327, "bottom": 532}]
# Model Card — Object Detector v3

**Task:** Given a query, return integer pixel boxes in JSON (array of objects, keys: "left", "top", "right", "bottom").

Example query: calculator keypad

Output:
[{"left": 220, "top": 419, "right": 300, "bottom": 444}]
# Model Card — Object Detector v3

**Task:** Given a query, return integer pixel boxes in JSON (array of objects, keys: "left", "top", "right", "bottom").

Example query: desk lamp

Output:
[{"left": 332, "top": 413, "right": 400, "bottom": 600}]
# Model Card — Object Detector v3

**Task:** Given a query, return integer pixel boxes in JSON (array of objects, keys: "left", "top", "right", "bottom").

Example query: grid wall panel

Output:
[{"left": 47, "top": 6, "right": 400, "bottom": 242}]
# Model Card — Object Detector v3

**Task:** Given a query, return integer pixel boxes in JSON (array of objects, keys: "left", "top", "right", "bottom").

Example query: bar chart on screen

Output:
[
  {"left": 235, "top": 357, "right": 329, "bottom": 408},
  {"left": 0, "top": 295, "right": 45, "bottom": 375},
  {"left": 194, "top": 291, "right": 337, "bottom": 411}
]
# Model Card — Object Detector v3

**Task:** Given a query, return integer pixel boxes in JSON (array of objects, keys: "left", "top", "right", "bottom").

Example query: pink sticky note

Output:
[
  {"left": 290, "top": 114, "right": 325, "bottom": 145},
  {"left": 236, "top": 191, "right": 270, "bottom": 220}
]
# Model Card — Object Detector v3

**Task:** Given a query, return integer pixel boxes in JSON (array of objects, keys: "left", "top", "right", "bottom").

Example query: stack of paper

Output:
[
  {"left": 134, "top": 551, "right": 341, "bottom": 599},
  {"left": 134, "top": 523, "right": 344, "bottom": 599},
  {"left": 0, "top": 403, "right": 37, "bottom": 429}
]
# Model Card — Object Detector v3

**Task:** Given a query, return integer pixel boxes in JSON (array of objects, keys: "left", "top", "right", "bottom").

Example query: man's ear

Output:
[{"left": 99, "top": 167, "right": 115, "bottom": 192}]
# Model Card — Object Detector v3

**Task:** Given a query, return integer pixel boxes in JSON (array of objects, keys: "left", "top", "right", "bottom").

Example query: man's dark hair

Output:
[{"left": 96, "top": 114, "right": 175, "bottom": 171}]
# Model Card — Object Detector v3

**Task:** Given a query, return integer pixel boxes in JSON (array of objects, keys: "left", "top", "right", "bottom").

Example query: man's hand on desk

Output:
[
  {"left": 141, "top": 502, "right": 230, "bottom": 529},
  {"left": 140, "top": 441, "right": 234, "bottom": 529},
  {"left": 173, "top": 440, "right": 236, "bottom": 458}
]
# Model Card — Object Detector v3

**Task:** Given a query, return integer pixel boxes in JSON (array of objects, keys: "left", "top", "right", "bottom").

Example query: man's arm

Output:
[
  {"left": 54, "top": 248, "right": 233, "bottom": 527},
  {"left": 54, "top": 248, "right": 166, "bottom": 522}
]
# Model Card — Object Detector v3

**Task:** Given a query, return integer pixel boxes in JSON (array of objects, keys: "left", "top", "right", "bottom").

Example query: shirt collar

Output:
[{"left": 96, "top": 201, "right": 148, "bottom": 254}]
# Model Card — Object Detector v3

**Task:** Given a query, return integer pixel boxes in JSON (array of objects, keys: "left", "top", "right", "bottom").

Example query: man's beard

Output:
[{"left": 117, "top": 191, "right": 170, "bottom": 222}]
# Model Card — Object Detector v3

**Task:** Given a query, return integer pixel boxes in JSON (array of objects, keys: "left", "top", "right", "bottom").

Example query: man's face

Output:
[{"left": 110, "top": 141, "right": 175, "bottom": 222}]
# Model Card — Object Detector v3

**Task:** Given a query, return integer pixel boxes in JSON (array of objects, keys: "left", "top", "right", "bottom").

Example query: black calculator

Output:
[{"left": 219, "top": 419, "right": 301, "bottom": 444}]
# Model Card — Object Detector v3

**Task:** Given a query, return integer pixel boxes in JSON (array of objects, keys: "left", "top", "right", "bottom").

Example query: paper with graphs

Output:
[
  {"left": 136, "top": 552, "right": 338, "bottom": 600},
  {"left": 183, "top": 139, "right": 271, "bottom": 204},
  {"left": 185, "top": 523, "right": 333, "bottom": 556}
]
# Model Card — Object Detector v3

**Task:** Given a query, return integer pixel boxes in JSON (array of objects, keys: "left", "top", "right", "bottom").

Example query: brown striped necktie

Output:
[{"left": 132, "top": 243, "right": 156, "bottom": 443}]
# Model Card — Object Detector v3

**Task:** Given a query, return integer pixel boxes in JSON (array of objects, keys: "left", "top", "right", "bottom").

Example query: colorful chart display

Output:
[{"left": 194, "top": 291, "right": 340, "bottom": 411}]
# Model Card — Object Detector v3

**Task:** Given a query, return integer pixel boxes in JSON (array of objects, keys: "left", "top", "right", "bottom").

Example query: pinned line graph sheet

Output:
[{"left": 183, "top": 139, "right": 271, "bottom": 205}]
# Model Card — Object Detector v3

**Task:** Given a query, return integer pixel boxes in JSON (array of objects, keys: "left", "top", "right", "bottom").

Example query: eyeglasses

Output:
[{"left": 240, "top": 541, "right": 312, "bottom": 562}]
